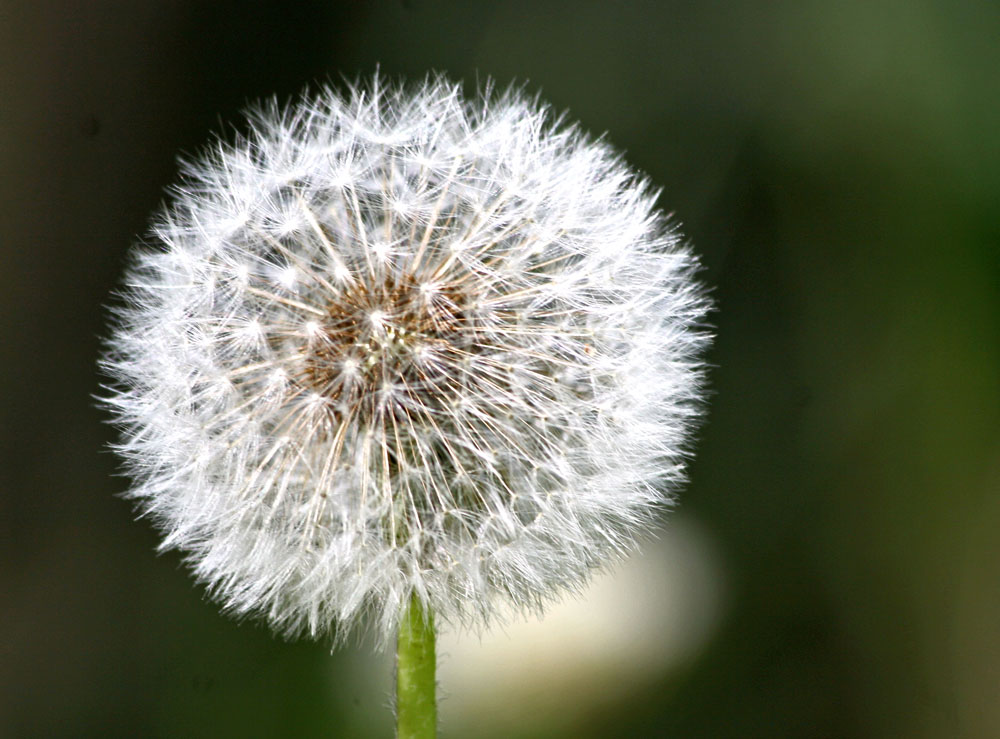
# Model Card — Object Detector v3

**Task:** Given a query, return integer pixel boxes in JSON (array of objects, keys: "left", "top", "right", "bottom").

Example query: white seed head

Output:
[{"left": 101, "top": 75, "right": 712, "bottom": 644}]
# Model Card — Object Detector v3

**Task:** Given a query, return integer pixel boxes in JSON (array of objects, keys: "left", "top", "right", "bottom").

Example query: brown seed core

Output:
[{"left": 298, "top": 273, "right": 480, "bottom": 422}]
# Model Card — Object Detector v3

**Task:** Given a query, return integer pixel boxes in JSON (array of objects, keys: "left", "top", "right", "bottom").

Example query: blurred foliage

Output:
[{"left": 1, "top": 1, "right": 997, "bottom": 737}]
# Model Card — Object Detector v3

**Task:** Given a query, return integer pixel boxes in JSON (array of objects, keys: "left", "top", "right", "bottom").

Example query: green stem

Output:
[{"left": 396, "top": 594, "right": 436, "bottom": 739}]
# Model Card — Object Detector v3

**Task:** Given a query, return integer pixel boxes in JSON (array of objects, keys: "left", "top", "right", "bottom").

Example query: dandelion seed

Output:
[{"left": 101, "top": 75, "right": 711, "bottom": 647}]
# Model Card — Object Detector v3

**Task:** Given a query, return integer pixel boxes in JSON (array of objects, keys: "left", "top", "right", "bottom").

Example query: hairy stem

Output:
[{"left": 396, "top": 594, "right": 436, "bottom": 739}]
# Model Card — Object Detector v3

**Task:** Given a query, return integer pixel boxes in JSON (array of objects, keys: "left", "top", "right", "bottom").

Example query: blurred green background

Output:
[{"left": 2, "top": 1, "right": 998, "bottom": 737}]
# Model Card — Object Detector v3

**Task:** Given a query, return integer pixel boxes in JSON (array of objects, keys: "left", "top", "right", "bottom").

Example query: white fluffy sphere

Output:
[{"left": 102, "top": 76, "right": 711, "bottom": 642}]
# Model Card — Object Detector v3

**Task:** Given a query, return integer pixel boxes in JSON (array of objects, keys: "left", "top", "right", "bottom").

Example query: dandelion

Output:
[{"left": 102, "top": 74, "right": 711, "bottom": 736}]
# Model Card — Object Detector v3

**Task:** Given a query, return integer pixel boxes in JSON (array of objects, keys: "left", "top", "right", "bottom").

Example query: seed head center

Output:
[{"left": 298, "top": 274, "right": 473, "bottom": 419}]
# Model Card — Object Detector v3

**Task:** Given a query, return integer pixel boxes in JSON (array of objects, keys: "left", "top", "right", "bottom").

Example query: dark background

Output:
[{"left": 2, "top": 1, "right": 999, "bottom": 737}]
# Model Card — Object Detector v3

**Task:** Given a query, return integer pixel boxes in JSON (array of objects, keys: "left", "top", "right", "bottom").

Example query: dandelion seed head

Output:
[{"left": 102, "top": 75, "right": 711, "bottom": 644}]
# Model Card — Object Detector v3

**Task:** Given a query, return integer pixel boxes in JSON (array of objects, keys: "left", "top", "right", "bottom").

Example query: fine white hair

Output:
[{"left": 102, "top": 75, "right": 711, "bottom": 644}]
